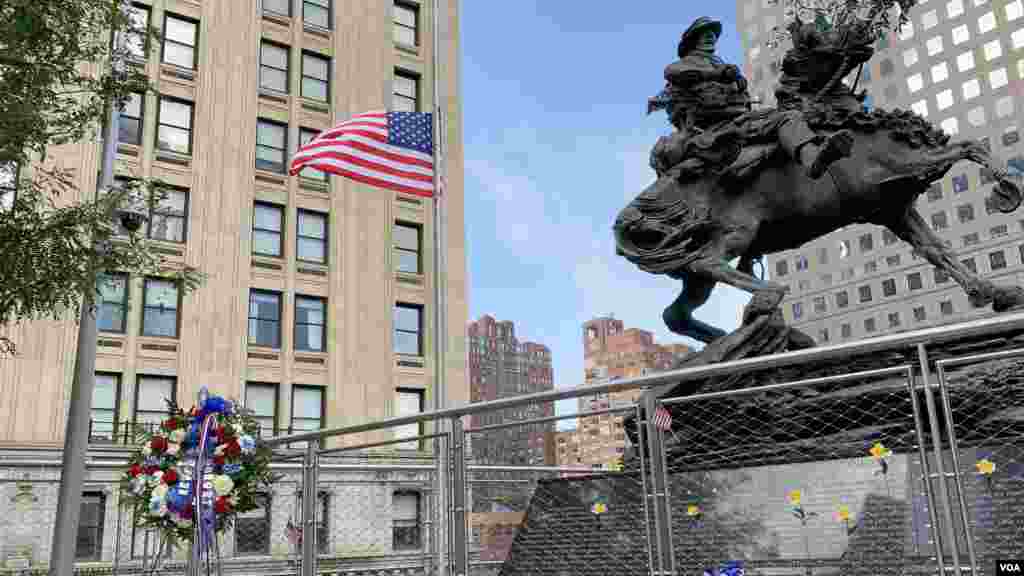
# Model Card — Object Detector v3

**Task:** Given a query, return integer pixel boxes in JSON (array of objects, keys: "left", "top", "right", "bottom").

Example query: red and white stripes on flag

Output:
[
  {"left": 653, "top": 405, "right": 673, "bottom": 432},
  {"left": 288, "top": 110, "right": 435, "bottom": 197}
]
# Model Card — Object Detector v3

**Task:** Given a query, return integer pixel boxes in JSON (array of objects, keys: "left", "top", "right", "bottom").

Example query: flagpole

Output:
[{"left": 430, "top": 0, "right": 449, "bottom": 575}]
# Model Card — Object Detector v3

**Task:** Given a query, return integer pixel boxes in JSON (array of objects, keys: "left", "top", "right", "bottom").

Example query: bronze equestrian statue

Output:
[{"left": 615, "top": 14, "right": 1024, "bottom": 345}]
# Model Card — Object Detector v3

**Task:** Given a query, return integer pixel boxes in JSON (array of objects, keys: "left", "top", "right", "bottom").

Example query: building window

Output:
[
  {"left": 161, "top": 14, "right": 197, "bottom": 69},
  {"left": 864, "top": 260, "right": 877, "bottom": 274},
  {"left": 263, "top": 0, "right": 290, "bottom": 17},
  {"left": 141, "top": 278, "right": 179, "bottom": 338},
  {"left": 148, "top": 186, "right": 188, "bottom": 243},
  {"left": 298, "top": 128, "right": 327, "bottom": 181},
  {"left": 913, "top": 306, "right": 927, "bottom": 322},
  {"left": 882, "top": 230, "right": 898, "bottom": 246},
  {"left": 1003, "top": 128, "right": 1021, "bottom": 147},
  {"left": 927, "top": 184, "right": 942, "bottom": 201},
  {"left": 394, "top": 303, "right": 423, "bottom": 355},
  {"left": 991, "top": 224, "right": 1008, "bottom": 238},
  {"left": 775, "top": 259, "right": 788, "bottom": 277},
  {"left": 957, "top": 204, "right": 975, "bottom": 223},
  {"left": 295, "top": 491, "right": 329, "bottom": 553},
  {"left": 235, "top": 494, "right": 271, "bottom": 555},
  {"left": 260, "top": 41, "right": 290, "bottom": 93},
  {"left": 394, "top": 388, "right": 424, "bottom": 447},
  {"left": 886, "top": 255, "right": 901, "bottom": 267},
  {"left": 841, "top": 323, "right": 852, "bottom": 339},
  {"left": 394, "top": 3, "right": 419, "bottom": 48},
  {"left": 864, "top": 317, "right": 877, "bottom": 333},
  {"left": 301, "top": 52, "right": 330, "bottom": 102},
  {"left": 156, "top": 97, "right": 193, "bottom": 155},
  {"left": 859, "top": 285, "right": 872, "bottom": 303},
  {"left": 291, "top": 385, "right": 324, "bottom": 433},
  {"left": 858, "top": 234, "right": 873, "bottom": 252},
  {"left": 297, "top": 209, "right": 327, "bottom": 263},
  {"left": 253, "top": 202, "right": 284, "bottom": 257},
  {"left": 931, "top": 211, "right": 948, "bottom": 230},
  {"left": 246, "top": 383, "right": 277, "bottom": 437},
  {"left": 256, "top": 119, "right": 288, "bottom": 173},
  {"left": 907, "top": 272, "right": 923, "bottom": 291},
  {"left": 835, "top": 291, "right": 849, "bottom": 308},
  {"left": 122, "top": 4, "right": 150, "bottom": 59},
  {"left": 98, "top": 273, "right": 129, "bottom": 333},
  {"left": 294, "top": 295, "right": 326, "bottom": 352},
  {"left": 940, "top": 300, "right": 954, "bottom": 316},
  {"left": 792, "top": 302, "right": 803, "bottom": 319},
  {"left": 961, "top": 257, "right": 977, "bottom": 274},
  {"left": 76, "top": 493, "right": 106, "bottom": 560},
  {"left": 134, "top": 376, "right": 175, "bottom": 430},
  {"left": 795, "top": 255, "right": 809, "bottom": 271},
  {"left": 91, "top": 373, "right": 120, "bottom": 441},
  {"left": 953, "top": 174, "right": 969, "bottom": 193},
  {"left": 963, "top": 232, "right": 980, "bottom": 246},
  {"left": 393, "top": 70, "right": 419, "bottom": 112},
  {"left": 119, "top": 93, "right": 144, "bottom": 145},
  {"left": 935, "top": 268, "right": 949, "bottom": 284},
  {"left": 888, "top": 312, "right": 901, "bottom": 328},
  {"left": 990, "top": 250, "right": 1007, "bottom": 270},
  {"left": 393, "top": 491, "right": 421, "bottom": 550},
  {"left": 248, "top": 290, "right": 282, "bottom": 348},
  {"left": 813, "top": 296, "right": 826, "bottom": 313},
  {"left": 394, "top": 221, "right": 422, "bottom": 274},
  {"left": 303, "top": 0, "right": 330, "bottom": 29}
]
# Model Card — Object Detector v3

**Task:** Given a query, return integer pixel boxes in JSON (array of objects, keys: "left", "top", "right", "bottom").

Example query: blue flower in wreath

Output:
[
  {"left": 167, "top": 488, "right": 189, "bottom": 513},
  {"left": 238, "top": 435, "right": 256, "bottom": 454},
  {"left": 202, "top": 396, "right": 228, "bottom": 415},
  {"left": 223, "top": 463, "right": 242, "bottom": 477}
]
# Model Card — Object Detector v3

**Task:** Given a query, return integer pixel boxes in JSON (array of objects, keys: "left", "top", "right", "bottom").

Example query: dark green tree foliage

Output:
[{"left": 0, "top": 0, "right": 202, "bottom": 355}]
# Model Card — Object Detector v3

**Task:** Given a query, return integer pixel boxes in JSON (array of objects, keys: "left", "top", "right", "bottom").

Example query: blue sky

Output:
[{"left": 460, "top": 2, "right": 752, "bottom": 410}]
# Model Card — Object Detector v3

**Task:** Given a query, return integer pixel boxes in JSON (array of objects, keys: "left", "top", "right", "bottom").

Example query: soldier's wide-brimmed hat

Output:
[{"left": 677, "top": 17, "right": 723, "bottom": 58}]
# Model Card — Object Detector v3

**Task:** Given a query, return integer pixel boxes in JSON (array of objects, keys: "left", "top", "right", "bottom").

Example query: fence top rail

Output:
[{"left": 261, "top": 310, "right": 1024, "bottom": 447}]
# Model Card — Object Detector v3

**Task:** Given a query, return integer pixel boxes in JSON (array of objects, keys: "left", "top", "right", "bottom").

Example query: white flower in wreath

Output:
[
  {"left": 148, "top": 498, "right": 168, "bottom": 517},
  {"left": 131, "top": 477, "right": 147, "bottom": 495},
  {"left": 239, "top": 435, "right": 256, "bottom": 454},
  {"left": 147, "top": 470, "right": 164, "bottom": 486},
  {"left": 141, "top": 444, "right": 153, "bottom": 457},
  {"left": 151, "top": 483, "right": 169, "bottom": 502},
  {"left": 166, "top": 442, "right": 180, "bottom": 456},
  {"left": 211, "top": 475, "right": 234, "bottom": 496},
  {"left": 214, "top": 444, "right": 227, "bottom": 457},
  {"left": 170, "top": 429, "right": 186, "bottom": 444},
  {"left": 231, "top": 422, "right": 245, "bottom": 436}
]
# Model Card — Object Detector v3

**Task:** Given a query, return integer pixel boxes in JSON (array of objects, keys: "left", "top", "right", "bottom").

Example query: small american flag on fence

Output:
[
  {"left": 289, "top": 110, "right": 435, "bottom": 197},
  {"left": 653, "top": 405, "right": 673, "bottom": 432},
  {"left": 286, "top": 518, "right": 302, "bottom": 549}
]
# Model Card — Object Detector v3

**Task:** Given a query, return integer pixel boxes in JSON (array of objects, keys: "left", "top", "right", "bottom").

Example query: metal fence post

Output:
[
  {"left": 643, "top": 394, "right": 675, "bottom": 575},
  {"left": 450, "top": 417, "right": 468, "bottom": 576},
  {"left": 917, "top": 343, "right": 963, "bottom": 575},
  {"left": 301, "top": 439, "right": 319, "bottom": 576}
]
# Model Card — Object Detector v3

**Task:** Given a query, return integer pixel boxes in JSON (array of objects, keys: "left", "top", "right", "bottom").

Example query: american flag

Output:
[
  {"left": 289, "top": 110, "right": 435, "bottom": 197},
  {"left": 653, "top": 405, "right": 673, "bottom": 432}
]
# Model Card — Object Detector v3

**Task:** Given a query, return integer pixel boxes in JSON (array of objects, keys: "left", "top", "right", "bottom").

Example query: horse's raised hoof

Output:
[
  {"left": 991, "top": 177, "right": 1023, "bottom": 213},
  {"left": 991, "top": 286, "right": 1024, "bottom": 313},
  {"left": 742, "top": 290, "right": 785, "bottom": 325}
]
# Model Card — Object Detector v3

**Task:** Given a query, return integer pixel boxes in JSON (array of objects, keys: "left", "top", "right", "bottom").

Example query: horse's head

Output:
[{"left": 782, "top": 18, "right": 875, "bottom": 96}]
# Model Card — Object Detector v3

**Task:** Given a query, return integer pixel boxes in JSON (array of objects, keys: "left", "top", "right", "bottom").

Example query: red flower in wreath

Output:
[
  {"left": 130, "top": 464, "right": 143, "bottom": 477},
  {"left": 162, "top": 469, "right": 178, "bottom": 484},
  {"left": 144, "top": 465, "right": 160, "bottom": 475},
  {"left": 213, "top": 454, "right": 226, "bottom": 466},
  {"left": 161, "top": 418, "right": 178, "bottom": 432},
  {"left": 225, "top": 439, "right": 242, "bottom": 459},
  {"left": 151, "top": 436, "right": 169, "bottom": 453},
  {"left": 214, "top": 496, "right": 232, "bottom": 514},
  {"left": 182, "top": 502, "right": 194, "bottom": 519}
]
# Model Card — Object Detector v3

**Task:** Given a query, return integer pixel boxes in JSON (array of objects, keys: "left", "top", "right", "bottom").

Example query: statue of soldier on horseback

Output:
[{"left": 615, "top": 2, "right": 1024, "bottom": 347}]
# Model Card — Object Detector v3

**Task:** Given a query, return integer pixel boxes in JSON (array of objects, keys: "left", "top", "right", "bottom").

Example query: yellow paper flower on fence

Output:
[
  {"left": 869, "top": 442, "right": 891, "bottom": 460},
  {"left": 687, "top": 504, "right": 701, "bottom": 517},
  {"left": 836, "top": 504, "right": 851, "bottom": 522},
  {"left": 591, "top": 502, "right": 607, "bottom": 515},
  {"left": 976, "top": 459, "right": 996, "bottom": 475},
  {"left": 788, "top": 489, "right": 802, "bottom": 506}
]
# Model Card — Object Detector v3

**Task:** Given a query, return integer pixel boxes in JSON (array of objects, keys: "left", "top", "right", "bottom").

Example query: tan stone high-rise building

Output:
[
  {"left": 0, "top": 0, "right": 465, "bottom": 567},
  {"left": 555, "top": 317, "right": 691, "bottom": 469}
]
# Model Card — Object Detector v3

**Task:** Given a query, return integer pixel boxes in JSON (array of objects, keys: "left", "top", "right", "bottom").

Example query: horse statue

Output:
[{"left": 614, "top": 14, "right": 1024, "bottom": 348}]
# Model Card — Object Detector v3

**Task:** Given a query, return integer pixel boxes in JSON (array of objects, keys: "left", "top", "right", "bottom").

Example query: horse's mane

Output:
[{"left": 805, "top": 106, "right": 952, "bottom": 150}]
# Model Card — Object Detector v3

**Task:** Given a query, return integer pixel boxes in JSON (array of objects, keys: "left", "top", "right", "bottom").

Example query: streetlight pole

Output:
[{"left": 49, "top": 3, "right": 128, "bottom": 574}]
